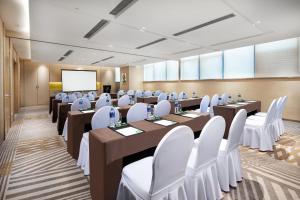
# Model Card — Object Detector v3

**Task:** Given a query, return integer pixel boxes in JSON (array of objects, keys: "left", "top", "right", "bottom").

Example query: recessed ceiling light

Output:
[
  {"left": 256, "top": 20, "right": 261, "bottom": 24},
  {"left": 139, "top": 27, "right": 146, "bottom": 32},
  {"left": 108, "top": 44, "right": 113, "bottom": 48}
]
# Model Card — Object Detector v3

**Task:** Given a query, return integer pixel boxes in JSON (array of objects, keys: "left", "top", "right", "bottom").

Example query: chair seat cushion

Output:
[
  {"left": 245, "top": 118, "right": 264, "bottom": 127},
  {"left": 219, "top": 139, "right": 228, "bottom": 152},
  {"left": 247, "top": 115, "right": 265, "bottom": 121},
  {"left": 255, "top": 112, "right": 267, "bottom": 117},
  {"left": 122, "top": 157, "right": 153, "bottom": 199}
]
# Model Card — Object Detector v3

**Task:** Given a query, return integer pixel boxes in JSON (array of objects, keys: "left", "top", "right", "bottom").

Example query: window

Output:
[
  {"left": 115, "top": 67, "right": 120, "bottom": 82},
  {"left": 200, "top": 52, "right": 223, "bottom": 79},
  {"left": 180, "top": 56, "right": 199, "bottom": 80},
  {"left": 255, "top": 38, "right": 299, "bottom": 77},
  {"left": 154, "top": 62, "right": 167, "bottom": 81},
  {"left": 166, "top": 60, "right": 179, "bottom": 80},
  {"left": 143, "top": 64, "right": 154, "bottom": 81},
  {"left": 224, "top": 46, "right": 254, "bottom": 79}
]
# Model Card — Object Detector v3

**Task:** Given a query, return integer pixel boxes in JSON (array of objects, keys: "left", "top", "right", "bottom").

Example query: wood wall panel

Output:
[
  {"left": 120, "top": 66, "right": 129, "bottom": 90},
  {"left": 0, "top": 18, "right": 4, "bottom": 142}
]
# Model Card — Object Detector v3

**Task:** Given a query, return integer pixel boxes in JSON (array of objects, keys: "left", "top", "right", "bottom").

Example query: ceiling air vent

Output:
[
  {"left": 91, "top": 56, "right": 114, "bottom": 65},
  {"left": 84, "top": 19, "right": 109, "bottom": 39},
  {"left": 173, "top": 13, "right": 235, "bottom": 36},
  {"left": 136, "top": 38, "right": 167, "bottom": 49},
  {"left": 110, "top": 0, "right": 137, "bottom": 16},
  {"left": 58, "top": 57, "right": 65, "bottom": 62},
  {"left": 63, "top": 50, "right": 73, "bottom": 57}
]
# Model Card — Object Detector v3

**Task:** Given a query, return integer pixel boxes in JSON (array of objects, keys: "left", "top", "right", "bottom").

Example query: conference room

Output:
[{"left": 0, "top": 0, "right": 300, "bottom": 200}]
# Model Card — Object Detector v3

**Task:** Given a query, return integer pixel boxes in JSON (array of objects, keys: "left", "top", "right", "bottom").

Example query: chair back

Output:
[
  {"left": 135, "top": 90, "right": 144, "bottom": 98},
  {"left": 221, "top": 93, "right": 229, "bottom": 104},
  {"left": 91, "top": 106, "right": 119, "bottom": 129},
  {"left": 157, "top": 93, "right": 167, "bottom": 102},
  {"left": 118, "top": 94, "right": 130, "bottom": 107},
  {"left": 168, "top": 92, "right": 177, "bottom": 100},
  {"left": 264, "top": 99, "right": 277, "bottom": 126},
  {"left": 226, "top": 109, "right": 247, "bottom": 152},
  {"left": 95, "top": 96, "right": 112, "bottom": 110},
  {"left": 199, "top": 95, "right": 210, "bottom": 113},
  {"left": 88, "top": 91, "right": 97, "bottom": 98},
  {"left": 126, "top": 103, "right": 147, "bottom": 123},
  {"left": 55, "top": 92, "right": 67, "bottom": 100},
  {"left": 154, "top": 90, "right": 161, "bottom": 96},
  {"left": 62, "top": 94, "right": 77, "bottom": 103},
  {"left": 117, "top": 90, "right": 125, "bottom": 98},
  {"left": 150, "top": 126, "right": 194, "bottom": 195},
  {"left": 127, "top": 90, "right": 135, "bottom": 96},
  {"left": 210, "top": 94, "right": 219, "bottom": 107},
  {"left": 144, "top": 90, "right": 153, "bottom": 97},
  {"left": 275, "top": 97, "right": 283, "bottom": 119},
  {"left": 154, "top": 100, "right": 171, "bottom": 117},
  {"left": 73, "top": 92, "right": 82, "bottom": 98},
  {"left": 71, "top": 97, "right": 91, "bottom": 111},
  {"left": 100, "top": 93, "right": 112, "bottom": 100},
  {"left": 192, "top": 116, "right": 225, "bottom": 168},
  {"left": 83, "top": 93, "right": 95, "bottom": 101},
  {"left": 278, "top": 96, "right": 288, "bottom": 119},
  {"left": 178, "top": 91, "right": 188, "bottom": 100}
]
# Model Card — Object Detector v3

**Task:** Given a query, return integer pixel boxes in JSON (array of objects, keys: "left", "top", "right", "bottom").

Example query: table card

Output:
[
  {"left": 154, "top": 119, "right": 177, "bottom": 126},
  {"left": 115, "top": 127, "right": 143, "bottom": 136}
]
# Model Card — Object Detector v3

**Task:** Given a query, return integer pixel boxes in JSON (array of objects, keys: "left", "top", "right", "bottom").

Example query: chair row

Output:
[{"left": 55, "top": 91, "right": 97, "bottom": 102}]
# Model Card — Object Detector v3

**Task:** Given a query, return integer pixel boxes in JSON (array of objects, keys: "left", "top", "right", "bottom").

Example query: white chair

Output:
[
  {"left": 168, "top": 92, "right": 178, "bottom": 101},
  {"left": 55, "top": 92, "right": 67, "bottom": 100},
  {"left": 208, "top": 94, "right": 219, "bottom": 117},
  {"left": 88, "top": 91, "right": 97, "bottom": 98},
  {"left": 118, "top": 90, "right": 125, "bottom": 98},
  {"left": 118, "top": 95, "right": 130, "bottom": 107},
  {"left": 126, "top": 103, "right": 147, "bottom": 123},
  {"left": 62, "top": 94, "right": 77, "bottom": 103},
  {"left": 185, "top": 116, "right": 225, "bottom": 200},
  {"left": 83, "top": 93, "right": 95, "bottom": 101},
  {"left": 127, "top": 90, "right": 135, "bottom": 96},
  {"left": 117, "top": 126, "right": 194, "bottom": 200},
  {"left": 95, "top": 96, "right": 112, "bottom": 110},
  {"left": 135, "top": 90, "right": 144, "bottom": 98},
  {"left": 240, "top": 99, "right": 277, "bottom": 151},
  {"left": 62, "top": 98, "right": 91, "bottom": 141},
  {"left": 178, "top": 91, "right": 188, "bottom": 100},
  {"left": 196, "top": 95, "right": 210, "bottom": 113},
  {"left": 217, "top": 109, "right": 247, "bottom": 192},
  {"left": 157, "top": 93, "right": 167, "bottom": 102},
  {"left": 144, "top": 90, "right": 153, "bottom": 97},
  {"left": 73, "top": 91, "right": 82, "bottom": 98},
  {"left": 154, "top": 90, "right": 161, "bottom": 97},
  {"left": 100, "top": 93, "right": 112, "bottom": 100},
  {"left": 154, "top": 100, "right": 171, "bottom": 117},
  {"left": 221, "top": 93, "right": 229, "bottom": 105},
  {"left": 77, "top": 106, "right": 119, "bottom": 175}
]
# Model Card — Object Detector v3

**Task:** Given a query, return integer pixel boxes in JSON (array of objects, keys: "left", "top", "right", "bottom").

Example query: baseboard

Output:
[{"left": 283, "top": 118, "right": 300, "bottom": 123}]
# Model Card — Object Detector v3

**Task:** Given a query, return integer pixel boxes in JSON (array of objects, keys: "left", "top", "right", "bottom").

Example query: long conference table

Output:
[{"left": 89, "top": 112, "right": 210, "bottom": 200}]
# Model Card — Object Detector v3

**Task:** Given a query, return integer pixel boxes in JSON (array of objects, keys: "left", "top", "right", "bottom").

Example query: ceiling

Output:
[{"left": 1, "top": 0, "right": 300, "bottom": 67}]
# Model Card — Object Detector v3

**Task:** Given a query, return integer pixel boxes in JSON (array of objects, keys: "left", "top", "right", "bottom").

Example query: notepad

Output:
[
  {"left": 81, "top": 110, "right": 95, "bottom": 113},
  {"left": 182, "top": 113, "right": 199, "bottom": 118},
  {"left": 115, "top": 127, "right": 143, "bottom": 136},
  {"left": 154, "top": 120, "right": 177, "bottom": 126}
]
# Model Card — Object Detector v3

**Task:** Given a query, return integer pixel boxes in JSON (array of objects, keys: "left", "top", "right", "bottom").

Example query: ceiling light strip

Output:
[
  {"left": 173, "top": 13, "right": 235, "bottom": 36},
  {"left": 63, "top": 50, "right": 73, "bottom": 57},
  {"left": 136, "top": 38, "right": 167, "bottom": 49},
  {"left": 84, "top": 19, "right": 109, "bottom": 39},
  {"left": 109, "top": 0, "right": 137, "bottom": 16}
]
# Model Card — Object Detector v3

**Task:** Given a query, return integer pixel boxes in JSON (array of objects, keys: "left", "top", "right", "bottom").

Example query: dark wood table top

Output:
[{"left": 136, "top": 96, "right": 158, "bottom": 104}]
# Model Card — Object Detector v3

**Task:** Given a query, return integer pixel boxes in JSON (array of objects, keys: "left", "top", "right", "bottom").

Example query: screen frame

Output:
[{"left": 61, "top": 69, "right": 97, "bottom": 92}]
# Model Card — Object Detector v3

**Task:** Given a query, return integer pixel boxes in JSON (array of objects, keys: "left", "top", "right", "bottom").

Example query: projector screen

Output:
[{"left": 62, "top": 70, "right": 97, "bottom": 92}]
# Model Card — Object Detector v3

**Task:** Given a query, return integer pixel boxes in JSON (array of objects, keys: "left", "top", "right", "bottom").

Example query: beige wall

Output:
[
  {"left": 129, "top": 65, "right": 143, "bottom": 90},
  {"left": 143, "top": 78, "right": 300, "bottom": 121},
  {"left": 0, "top": 18, "right": 4, "bottom": 143}
]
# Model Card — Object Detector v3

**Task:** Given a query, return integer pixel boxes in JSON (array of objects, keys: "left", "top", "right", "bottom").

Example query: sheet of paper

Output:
[
  {"left": 154, "top": 119, "right": 177, "bottom": 126},
  {"left": 246, "top": 100, "right": 256, "bottom": 103},
  {"left": 68, "top": 103, "right": 73, "bottom": 105},
  {"left": 81, "top": 110, "right": 95, "bottom": 113},
  {"left": 237, "top": 102, "right": 249, "bottom": 105},
  {"left": 182, "top": 113, "right": 199, "bottom": 118},
  {"left": 226, "top": 104, "right": 241, "bottom": 108},
  {"left": 116, "top": 127, "right": 143, "bottom": 136}
]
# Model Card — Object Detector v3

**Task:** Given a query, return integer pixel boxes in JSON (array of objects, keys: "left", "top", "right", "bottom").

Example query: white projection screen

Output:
[{"left": 62, "top": 70, "right": 97, "bottom": 92}]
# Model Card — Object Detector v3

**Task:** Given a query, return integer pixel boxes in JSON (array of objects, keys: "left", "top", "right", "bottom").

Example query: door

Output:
[
  {"left": 24, "top": 63, "right": 38, "bottom": 106},
  {"left": 37, "top": 65, "right": 49, "bottom": 105}
]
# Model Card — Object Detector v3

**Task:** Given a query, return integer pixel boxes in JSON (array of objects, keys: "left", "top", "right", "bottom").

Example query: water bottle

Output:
[
  {"left": 147, "top": 104, "right": 152, "bottom": 119},
  {"left": 175, "top": 100, "right": 179, "bottom": 114},
  {"left": 109, "top": 108, "right": 116, "bottom": 127},
  {"left": 178, "top": 101, "right": 182, "bottom": 113},
  {"left": 192, "top": 91, "right": 196, "bottom": 98}
]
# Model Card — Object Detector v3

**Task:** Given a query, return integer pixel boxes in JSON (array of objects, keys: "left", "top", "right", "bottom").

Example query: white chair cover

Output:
[
  {"left": 127, "top": 90, "right": 135, "bottom": 96},
  {"left": 88, "top": 91, "right": 97, "bottom": 98},
  {"left": 83, "top": 93, "right": 95, "bottom": 101},
  {"left": 118, "top": 90, "right": 126, "bottom": 98},
  {"left": 154, "top": 90, "right": 161, "bottom": 97},
  {"left": 126, "top": 103, "right": 147, "bottom": 123},
  {"left": 208, "top": 94, "right": 219, "bottom": 117},
  {"left": 168, "top": 92, "right": 178, "bottom": 101},
  {"left": 95, "top": 96, "right": 112, "bottom": 110},
  {"left": 178, "top": 92, "right": 188, "bottom": 100},
  {"left": 118, "top": 95, "right": 130, "bottom": 107},
  {"left": 55, "top": 92, "right": 67, "bottom": 100},
  {"left": 221, "top": 93, "right": 229, "bottom": 105},
  {"left": 198, "top": 95, "right": 210, "bottom": 113},
  {"left": 62, "top": 94, "right": 77, "bottom": 103},
  {"left": 157, "top": 93, "right": 167, "bottom": 102},
  {"left": 278, "top": 96, "right": 288, "bottom": 135},
  {"left": 217, "top": 109, "right": 247, "bottom": 192},
  {"left": 154, "top": 100, "right": 171, "bottom": 117},
  {"left": 240, "top": 99, "right": 277, "bottom": 151},
  {"left": 144, "top": 90, "right": 153, "bottom": 97},
  {"left": 135, "top": 90, "right": 144, "bottom": 98},
  {"left": 185, "top": 116, "right": 225, "bottom": 200},
  {"left": 73, "top": 92, "right": 82, "bottom": 98},
  {"left": 77, "top": 106, "right": 119, "bottom": 175},
  {"left": 100, "top": 93, "right": 112, "bottom": 100},
  {"left": 62, "top": 98, "right": 91, "bottom": 141},
  {"left": 117, "top": 126, "right": 194, "bottom": 200}
]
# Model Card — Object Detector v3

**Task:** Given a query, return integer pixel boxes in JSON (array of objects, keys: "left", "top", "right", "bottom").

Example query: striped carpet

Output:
[{"left": 0, "top": 106, "right": 299, "bottom": 199}]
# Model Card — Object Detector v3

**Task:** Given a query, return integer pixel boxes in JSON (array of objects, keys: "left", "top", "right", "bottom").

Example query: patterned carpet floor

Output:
[{"left": 0, "top": 106, "right": 299, "bottom": 200}]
